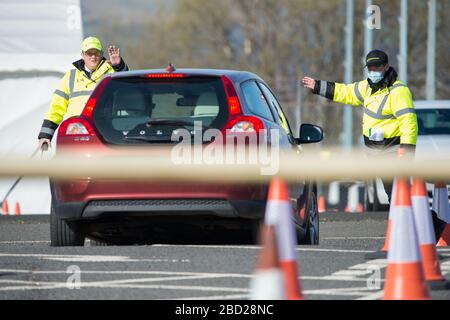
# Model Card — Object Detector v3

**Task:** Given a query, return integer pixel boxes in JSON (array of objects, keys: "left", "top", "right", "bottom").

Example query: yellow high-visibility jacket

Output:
[
  {"left": 314, "top": 74, "right": 418, "bottom": 148},
  {"left": 38, "top": 58, "right": 128, "bottom": 140}
]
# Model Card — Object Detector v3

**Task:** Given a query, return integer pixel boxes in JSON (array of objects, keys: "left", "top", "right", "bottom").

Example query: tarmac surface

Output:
[{"left": 0, "top": 212, "right": 449, "bottom": 300}]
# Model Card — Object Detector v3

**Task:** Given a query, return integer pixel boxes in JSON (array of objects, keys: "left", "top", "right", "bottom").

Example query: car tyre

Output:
[
  {"left": 297, "top": 190, "right": 319, "bottom": 245},
  {"left": 50, "top": 206, "right": 85, "bottom": 247}
]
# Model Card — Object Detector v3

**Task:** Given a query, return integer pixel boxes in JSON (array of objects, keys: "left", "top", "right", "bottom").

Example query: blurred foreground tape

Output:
[{"left": 0, "top": 148, "right": 449, "bottom": 183}]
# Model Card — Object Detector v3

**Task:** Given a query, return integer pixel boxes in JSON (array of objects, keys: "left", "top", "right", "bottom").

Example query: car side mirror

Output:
[{"left": 296, "top": 123, "right": 324, "bottom": 144}]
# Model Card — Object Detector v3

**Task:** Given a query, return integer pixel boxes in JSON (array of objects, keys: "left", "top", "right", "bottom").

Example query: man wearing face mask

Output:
[{"left": 302, "top": 49, "right": 418, "bottom": 202}]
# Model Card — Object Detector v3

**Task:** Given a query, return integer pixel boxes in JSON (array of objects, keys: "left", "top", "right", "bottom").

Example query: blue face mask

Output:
[{"left": 368, "top": 71, "right": 385, "bottom": 84}]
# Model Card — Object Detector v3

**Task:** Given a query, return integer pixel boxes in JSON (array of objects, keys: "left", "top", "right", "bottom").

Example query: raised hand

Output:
[
  {"left": 108, "top": 45, "right": 121, "bottom": 66},
  {"left": 302, "top": 77, "right": 316, "bottom": 90}
]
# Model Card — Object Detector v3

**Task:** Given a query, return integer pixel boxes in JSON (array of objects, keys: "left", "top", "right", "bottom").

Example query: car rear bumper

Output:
[
  {"left": 54, "top": 198, "right": 267, "bottom": 221},
  {"left": 51, "top": 180, "right": 268, "bottom": 220}
]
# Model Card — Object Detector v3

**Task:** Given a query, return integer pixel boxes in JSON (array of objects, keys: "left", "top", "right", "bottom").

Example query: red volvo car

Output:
[{"left": 51, "top": 68, "right": 323, "bottom": 246}]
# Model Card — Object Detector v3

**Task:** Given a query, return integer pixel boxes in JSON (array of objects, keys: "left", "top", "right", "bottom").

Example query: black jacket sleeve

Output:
[
  {"left": 312, "top": 80, "right": 335, "bottom": 100},
  {"left": 38, "top": 119, "right": 59, "bottom": 140},
  {"left": 112, "top": 58, "right": 129, "bottom": 72}
]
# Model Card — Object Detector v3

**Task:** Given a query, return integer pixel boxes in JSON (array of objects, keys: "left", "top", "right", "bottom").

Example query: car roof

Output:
[
  {"left": 415, "top": 100, "right": 450, "bottom": 109},
  {"left": 111, "top": 68, "right": 263, "bottom": 84}
]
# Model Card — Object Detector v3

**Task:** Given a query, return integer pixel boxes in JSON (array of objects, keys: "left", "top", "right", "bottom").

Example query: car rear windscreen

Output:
[
  {"left": 93, "top": 77, "right": 229, "bottom": 144},
  {"left": 417, "top": 109, "right": 450, "bottom": 135}
]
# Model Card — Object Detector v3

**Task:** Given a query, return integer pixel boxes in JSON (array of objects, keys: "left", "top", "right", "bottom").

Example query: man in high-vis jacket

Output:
[
  {"left": 38, "top": 37, "right": 129, "bottom": 149},
  {"left": 302, "top": 49, "right": 418, "bottom": 201}
]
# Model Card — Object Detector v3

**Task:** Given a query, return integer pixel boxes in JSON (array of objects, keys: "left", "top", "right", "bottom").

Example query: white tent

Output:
[{"left": 0, "top": 0, "right": 83, "bottom": 214}]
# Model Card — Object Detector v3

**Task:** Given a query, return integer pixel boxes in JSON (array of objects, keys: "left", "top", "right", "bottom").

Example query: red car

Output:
[{"left": 50, "top": 68, "right": 323, "bottom": 246}]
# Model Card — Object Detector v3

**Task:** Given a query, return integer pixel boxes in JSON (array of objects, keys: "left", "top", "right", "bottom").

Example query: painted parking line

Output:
[
  {"left": 0, "top": 241, "right": 50, "bottom": 244},
  {"left": 152, "top": 244, "right": 374, "bottom": 253},
  {"left": 0, "top": 253, "right": 190, "bottom": 263},
  {"left": 322, "top": 237, "right": 385, "bottom": 240},
  {"left": 0, "top": 278, "right": 250, "bottom": 293},
  {"left": 303, "top": 287, "right": 381, "bottom": 296},
  {"left": 0, "top": 278, "right": 380, "bottom": 298},
  {"left": 356, "top": 290, "right": 384, "bottom": 300},
  {"left": 0, "top": 274, "right": 232, "bottom": 287},
  {"left": 0, "top": 268, "right": 379, "bottom": 282}
]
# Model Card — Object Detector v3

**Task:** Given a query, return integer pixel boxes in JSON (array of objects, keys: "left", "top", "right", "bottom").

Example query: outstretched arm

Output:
[{"left": 302, "top": 76, "right": 366, "bottom": 107}]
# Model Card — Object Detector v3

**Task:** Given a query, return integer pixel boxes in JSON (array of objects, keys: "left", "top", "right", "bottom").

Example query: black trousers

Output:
[{"left": 382, "top": 179, "right": 394, "bottom": 204}]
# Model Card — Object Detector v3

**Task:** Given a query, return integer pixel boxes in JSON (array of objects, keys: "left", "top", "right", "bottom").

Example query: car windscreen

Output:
[
  {"left": 417, "top": 109, "right": 450, "bottom": 135},
  {"left": 93, "top": 77, "right": 229, "bottom": 144}
]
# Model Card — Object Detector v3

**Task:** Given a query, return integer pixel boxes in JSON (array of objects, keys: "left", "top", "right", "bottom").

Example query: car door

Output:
[{"left": 257, "top": 81, "right": 310, "bottom": 228}]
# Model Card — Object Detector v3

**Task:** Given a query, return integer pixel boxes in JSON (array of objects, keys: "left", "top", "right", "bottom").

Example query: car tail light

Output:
[
  {"left": 82, "top": 76, "right": 111, "bottom": 118},
  {"left": 224, "top": 115, "right": 265, "bottom": 133},
  {"left": 57, "top": 116, "right": 103, "bottom": 151},
  {"left": 146, "top": 73, "right": 187, "bottom": 78},
  {"left": 66, "top": 122, "right": 89, "bottom": 135},
  {"left": 221, "top": 76, "right": 242, "bottom": 116},
  {"left": 59, "top": 117, "right": 96, "bottom": 137}
]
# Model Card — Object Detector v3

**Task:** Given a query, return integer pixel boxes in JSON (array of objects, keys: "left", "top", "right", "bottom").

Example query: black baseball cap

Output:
[{"left": 365, "top": 50, "right": 389, "bottom": 68}]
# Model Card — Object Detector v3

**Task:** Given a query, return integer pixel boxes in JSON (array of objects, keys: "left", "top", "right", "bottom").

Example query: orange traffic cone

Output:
[
  {"left": 365, "top": 178, "right": 397, "bottom": 260},
  {"left": 2, "top": 200, "right": 9, "bottom": 216},
  {"left": 411, "top": 178, "right": 449, "bottom": 290},
  {"left": 438, "top": 225, "right": 450, "bottom": 247},
  {"left": 249, "top": 224, "right": 285, "bottom": 300},
  {"left": 318, "top": 196, "right": 326, "bottom": 214},
  {"left": 433, "top": 182, "right": 450, "bottom": 247},
  {"left": 356, "top": 203, "right": 364, "bottom": 213},
  {"left": 264, "top": 178, "right": 304, "bottom": 300},
  {"left": 383, "top": 177, "right": 430, "bottom": 300},
  {"left": 14, "top": 202, "right": 21, "bottom": 216}
]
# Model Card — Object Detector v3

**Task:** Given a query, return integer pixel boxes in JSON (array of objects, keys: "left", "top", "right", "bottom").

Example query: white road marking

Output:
[
  {"left": 440, "top": 261, "right": 450, "bottom": 271},
  {"left": 152, "top": 244, "right": 374, "bottom": 253},
  {"left": 0, "top": 279, "right": 250, "bottom": 293},
  {"left": 324, "top": 259, "right": 387, "bottom": 284},
  {"left": 356, "top": 290, "right": 384, "bottom": 300},
  {"left": 0, "top": 268, "right": 388, "bottom": 283},
  {"left": 0, "top": 253, "right": 189, "bottom": 263},
  {"left": 297, "top": 248, "right": 374, "bottom": 253},
  {"left": 0, "top": 274, "right": 228, "bottom": 286},
  {"left": 322, "top": 237, "right": 385, "bottom": 240},
  {"left": 0, "top": 269, "right": 235, "bottom": 276},
  {"left": 0, "top": 241, "right": 50, "bottom": 244},
  {"left": 303, "top": 287, "right": 381, "bottom": 296}
]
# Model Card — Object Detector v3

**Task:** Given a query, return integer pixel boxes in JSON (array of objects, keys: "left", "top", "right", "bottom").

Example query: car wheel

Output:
[
  {"left": 50, "top": 206, "right": 85, "bottom": 247},
  {"left": 297, "top": 190, "right": 319, "bottom": 245},
  {"left": 305, "top": 191, "right": 320, "bottom": 245}
]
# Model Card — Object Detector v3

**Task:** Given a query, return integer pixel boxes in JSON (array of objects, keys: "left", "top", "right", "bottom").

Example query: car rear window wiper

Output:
[{"left": 146, "top": 119, "right": 210, "bottom": 129}]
